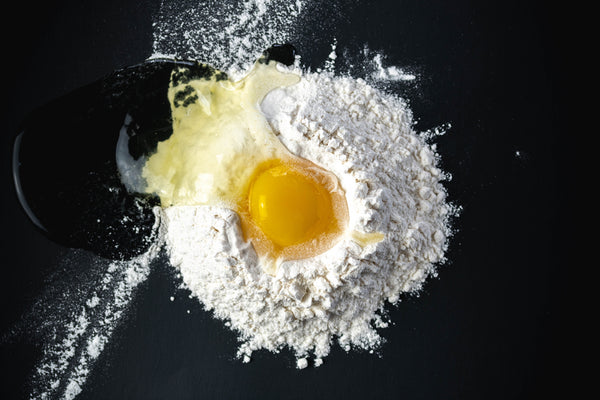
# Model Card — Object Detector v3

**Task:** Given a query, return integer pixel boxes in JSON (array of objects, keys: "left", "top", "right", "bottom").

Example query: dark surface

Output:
[
  {"left": 12, "top": 59, "right": 202, "bottom": 260},
  {"left": 1, "top": 0, "right": 568, "bottom": 399}
]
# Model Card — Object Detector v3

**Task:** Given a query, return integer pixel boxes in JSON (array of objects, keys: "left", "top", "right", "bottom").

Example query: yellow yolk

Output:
[
  {"left": 249, "top": 163, "right": 332, "bottom": 248},
  {"left": 239, "top": 159, "right": 348, "bottom": 270}
]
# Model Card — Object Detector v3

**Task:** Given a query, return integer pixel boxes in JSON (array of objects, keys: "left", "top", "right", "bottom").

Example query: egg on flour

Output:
[{"left": 139, "top": 56, "right": 382, "bottom": 274}]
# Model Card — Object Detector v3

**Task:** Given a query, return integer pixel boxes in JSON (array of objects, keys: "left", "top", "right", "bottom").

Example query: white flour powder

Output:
[
  {"left": 163, "top": 68, "right": 453, "bottom": 367},
  {"left": 27, "top": 209, "right": 164, "bottom": 399},
  {"left": 150, "top": 0, "right": 304, "bottom": 79}
]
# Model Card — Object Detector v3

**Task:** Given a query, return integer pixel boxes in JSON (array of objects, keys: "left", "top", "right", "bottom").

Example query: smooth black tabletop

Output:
[{"left": 1, "top": 0, "right": 568, "bottom": 399}]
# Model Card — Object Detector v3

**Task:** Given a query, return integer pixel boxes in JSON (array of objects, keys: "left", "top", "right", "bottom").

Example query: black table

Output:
[{"left": 1, "top": 0, "right": 567, "bottom": 399}]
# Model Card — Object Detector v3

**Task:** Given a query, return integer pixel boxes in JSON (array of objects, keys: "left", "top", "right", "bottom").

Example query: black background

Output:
[{"left": 1, "top": 0, "right": 569, "bottom": 399}]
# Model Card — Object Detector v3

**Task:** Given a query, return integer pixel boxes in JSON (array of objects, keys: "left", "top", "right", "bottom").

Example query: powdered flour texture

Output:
[{"left": 163, "top": 69, "right": 453, "bottom": 367}]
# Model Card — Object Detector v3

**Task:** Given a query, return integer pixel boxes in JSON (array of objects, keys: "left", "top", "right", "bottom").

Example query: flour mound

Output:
[{"left": 163, "top": 70, "right": 453, "bottom": 366}]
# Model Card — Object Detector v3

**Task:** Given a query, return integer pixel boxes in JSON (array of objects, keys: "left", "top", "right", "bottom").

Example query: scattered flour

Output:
[
  {"left": 27, "top": 208, "right": 164, "bottom": 399},
  {"left": 163, "top": 68, "right": 454, "bottom": 367},
  {"left": 150, "top": 0, "right": 305, "bottom": 79},
  {"left": 371, "top": 53, "right": 416, "bottom": 82}
]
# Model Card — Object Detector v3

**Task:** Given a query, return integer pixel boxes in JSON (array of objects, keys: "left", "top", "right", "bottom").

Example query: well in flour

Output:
[{"left": 163, "top": 65, "right": 455, "bottom": 367}]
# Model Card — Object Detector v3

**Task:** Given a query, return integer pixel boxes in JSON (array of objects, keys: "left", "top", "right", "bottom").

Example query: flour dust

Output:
[{"left": 12, "top": 209, "right": 164, "bottom": 400}]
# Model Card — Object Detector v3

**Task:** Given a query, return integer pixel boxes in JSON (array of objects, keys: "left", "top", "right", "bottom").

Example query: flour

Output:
[
  {"left": 150, "top": 0, "right": 304, "bottom": 79},
  {"left": 163, "top": 67, "right": 454, "bottom": 367},
  {"left": 27, "top": 208, "right": 164, "bottom": 399},
  {"left": 371, "top": 53, "right": 417, "bottom": 82}
]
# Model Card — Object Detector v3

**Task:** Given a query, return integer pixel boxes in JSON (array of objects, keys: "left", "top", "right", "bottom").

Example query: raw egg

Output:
[{"left": 141, "top": 59, "right": 349, "bottom": 273}]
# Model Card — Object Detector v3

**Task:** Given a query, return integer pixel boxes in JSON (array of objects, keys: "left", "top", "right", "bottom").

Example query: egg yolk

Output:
[
  {"left": 249, "top": 164, "right": 331, "bottom": 248},
  {"left": 240, "top": 159, "right": 348, "bottom": 266}
]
